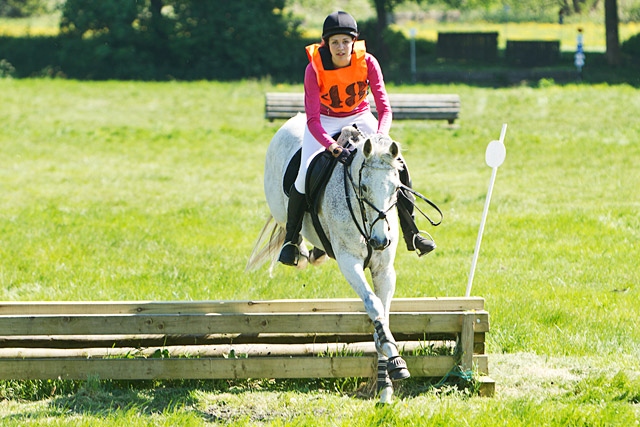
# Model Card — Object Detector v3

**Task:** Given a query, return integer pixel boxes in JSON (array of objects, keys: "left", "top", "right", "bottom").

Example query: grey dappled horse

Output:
[{"left": 246, "top": 113, "right": 409, "bottom": 403}]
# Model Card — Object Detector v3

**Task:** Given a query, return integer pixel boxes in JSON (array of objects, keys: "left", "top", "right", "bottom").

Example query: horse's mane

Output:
[{"left": 338, "top": 128, "right": 403, "bottom": 171}]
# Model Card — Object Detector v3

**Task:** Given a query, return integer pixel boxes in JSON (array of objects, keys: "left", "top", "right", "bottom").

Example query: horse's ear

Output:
[
  {"left": 363, "top": 139, "right": 373, "bottom": 158},
  {"left": 389, "top": 141, "right": 399, "bottom": 158}
]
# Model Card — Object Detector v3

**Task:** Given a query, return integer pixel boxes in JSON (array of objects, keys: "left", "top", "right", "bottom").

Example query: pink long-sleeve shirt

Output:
[{"left": 304, "top": 53, "right": 392, "bottom": 149}]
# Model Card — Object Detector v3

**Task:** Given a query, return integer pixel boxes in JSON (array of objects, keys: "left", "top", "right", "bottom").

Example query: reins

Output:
[
  {"left": 398, "top": 184, "right": 443, "bottom": 227},
  {"left": 343, "top": 151, "right": 443, "bottom": 268}
]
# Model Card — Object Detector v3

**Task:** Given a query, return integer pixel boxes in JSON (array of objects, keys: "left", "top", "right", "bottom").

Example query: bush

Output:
[
  {"left": 53, "top": 0, "right": 304, "bottom": 81},
  {"left": 621, "top": 33, "right": 640, "bottom": 59},
  {"left": 0, "top": 58, "right": 15, "bottom": 77},
  {"left": 0, "top": 36, "right": 59, "bottom": 77}
]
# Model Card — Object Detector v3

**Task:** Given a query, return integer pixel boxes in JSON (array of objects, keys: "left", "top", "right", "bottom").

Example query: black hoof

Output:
[{"left": 387, "top": 356, "right": 410, "bottom": 381}]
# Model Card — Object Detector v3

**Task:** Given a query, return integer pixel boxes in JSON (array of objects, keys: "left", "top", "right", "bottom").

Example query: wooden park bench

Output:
[
  {"left": 265, "top": 93, "right": 461, "bottom": 124},
  {"left": 0, "top": 297, "right": 494, "bottom": 396}
]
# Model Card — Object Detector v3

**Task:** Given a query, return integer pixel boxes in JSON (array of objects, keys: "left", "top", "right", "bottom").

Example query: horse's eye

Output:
[{"left": 361, "top": 184, "right": 368, "bottom": 193}]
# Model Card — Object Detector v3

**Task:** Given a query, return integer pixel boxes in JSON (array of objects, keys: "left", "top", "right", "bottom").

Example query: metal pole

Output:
[
  {"left": 410, "top": 28, "right": 416, "bottom": 83},
  {"left": 466, "top": 124, "right": 507, "bottom": 297}
]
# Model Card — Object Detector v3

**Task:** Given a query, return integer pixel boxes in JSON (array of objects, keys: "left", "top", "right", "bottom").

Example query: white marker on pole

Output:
[{"left": 465, "top": 124, "right": 507, "bottom": 297}]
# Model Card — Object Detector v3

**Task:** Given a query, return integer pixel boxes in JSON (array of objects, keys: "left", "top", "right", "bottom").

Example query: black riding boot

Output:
[
  {"left": 278, "top": 187, "right": 307, "bottom": 266},
  {"left": 398, "top": 161, "right": 436, "bottom": 257}
]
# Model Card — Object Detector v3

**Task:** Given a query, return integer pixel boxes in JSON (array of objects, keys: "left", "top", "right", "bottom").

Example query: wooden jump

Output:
[
  {"left": 265, "top": 93, "right": 461, "bottom": 124},
  {"left": 0, "top": 297, "right": 494, "bottom": 396}
]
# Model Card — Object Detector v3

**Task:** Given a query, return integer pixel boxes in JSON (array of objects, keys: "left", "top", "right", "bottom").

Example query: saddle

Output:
[
  {"left": 283, "top": 149, "right": 336, "bottom": 202},
  {"left": 282, "top": 126, "right": 361, "bottom": 259}
]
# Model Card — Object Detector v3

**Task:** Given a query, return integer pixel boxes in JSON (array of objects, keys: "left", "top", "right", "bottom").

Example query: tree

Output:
[
  {"left": 60, "top": 0, "right": 143, "bottom": 39},
  {"left": 370, "top": 0, "right": 399, "bottom": 65},
  {"left": 0, "top": 0, "right": 47, "bottom": 17},
  {"left": 58, "top": 0, "right": 303, "bottom": 80},
  {"left": 370, "top": 0, "right": 624, "bottom": 69},
  {"left": 604, "top": 0, "right": 621, "bottom": 66}
]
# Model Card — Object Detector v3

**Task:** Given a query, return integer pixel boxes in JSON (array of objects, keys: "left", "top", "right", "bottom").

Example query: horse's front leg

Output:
[
  {"left": 335, "top": 253, "right": 410, "bottom": 387},
  {"left": 370, "top": 262, "right": 400, "bottom": 403},
  {"left": 369, "top": 258, "right": 409, "bottom": 380}
]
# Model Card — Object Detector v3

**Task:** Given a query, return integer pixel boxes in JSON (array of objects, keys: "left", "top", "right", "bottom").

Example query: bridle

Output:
[
  {"left": 343, "top": 148, "right": 443, "bottom": 267},
  {"left": 343, "top": 152, "right": 399, "bottom": 266}
]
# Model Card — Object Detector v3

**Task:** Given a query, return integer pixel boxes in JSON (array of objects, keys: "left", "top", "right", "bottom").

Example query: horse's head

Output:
[{"left": 349, "top": 133, "right": 403, "bottom": 251}]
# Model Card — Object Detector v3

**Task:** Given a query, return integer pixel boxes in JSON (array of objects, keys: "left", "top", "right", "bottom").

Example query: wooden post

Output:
[{"left": 460, "top": 312, "right": 475, "bottom": 373}]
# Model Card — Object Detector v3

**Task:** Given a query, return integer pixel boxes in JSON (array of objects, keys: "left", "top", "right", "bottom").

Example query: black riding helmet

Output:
[{"left": 322, "top": 11, "right": 359, "bottom": 42}]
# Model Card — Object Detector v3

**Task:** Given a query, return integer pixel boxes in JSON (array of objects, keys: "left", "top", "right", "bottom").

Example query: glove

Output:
[{"left": 336, "top": 146, "right": 356, "bottom": 165}]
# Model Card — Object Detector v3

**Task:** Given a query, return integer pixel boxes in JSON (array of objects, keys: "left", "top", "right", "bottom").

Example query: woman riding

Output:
[{"left": 279, "top": 10, "right": 436, "bottom": 266}]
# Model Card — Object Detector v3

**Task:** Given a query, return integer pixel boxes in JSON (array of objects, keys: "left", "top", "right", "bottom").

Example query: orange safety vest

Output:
[{"left": 305, "top": 40, "right": 369, "bottom": 114}]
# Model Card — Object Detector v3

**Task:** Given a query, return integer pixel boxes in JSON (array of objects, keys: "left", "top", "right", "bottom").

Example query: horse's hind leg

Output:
[
  {"left": 296, "top": 241, "right": 309, "bottom": 269},
  {"left": 309, "top": 247, "right": 328, "bottom": 266}
]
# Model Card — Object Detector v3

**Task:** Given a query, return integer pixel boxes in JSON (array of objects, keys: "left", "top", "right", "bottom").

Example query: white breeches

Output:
[{"left": 294, "top": 111, "right": 379, "bottom": 194}]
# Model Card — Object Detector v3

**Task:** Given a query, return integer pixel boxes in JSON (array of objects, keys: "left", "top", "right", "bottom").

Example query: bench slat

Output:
[{"left": 265, "top": 93, "right": 460, "bottom": 122}]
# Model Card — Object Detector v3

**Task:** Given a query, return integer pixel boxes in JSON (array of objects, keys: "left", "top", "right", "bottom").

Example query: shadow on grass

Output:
[{"left": 1, "top": 375, "right": 476, "bottom": 424}]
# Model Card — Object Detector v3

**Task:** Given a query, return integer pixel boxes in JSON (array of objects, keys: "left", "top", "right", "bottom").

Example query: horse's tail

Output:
[{"left": 245, "top": 214, "right": 285, "bottom": 274}]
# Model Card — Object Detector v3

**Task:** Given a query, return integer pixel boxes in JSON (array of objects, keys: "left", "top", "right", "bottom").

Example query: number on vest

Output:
[{"left": 323, "top": 81, "right": 368, "bottom": 109}]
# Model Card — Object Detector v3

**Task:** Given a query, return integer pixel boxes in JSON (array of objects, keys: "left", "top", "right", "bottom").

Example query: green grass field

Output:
[{"left": 1, "top": 78, "right": 639, "bottom": 425}]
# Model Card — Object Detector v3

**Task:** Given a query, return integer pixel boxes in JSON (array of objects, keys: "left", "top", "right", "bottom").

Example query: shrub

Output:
[
  {"left": 621, "top": 33, "right": 640, "bottom": 59},
  {"left": 0, "top": 36, "right": 58, "bottom": 77},
  {"left": 0, "top": 58, "right": 15, "bottom": 77},
  {"left": 55, "top": 0, "right": 304, "bottom": 81}
]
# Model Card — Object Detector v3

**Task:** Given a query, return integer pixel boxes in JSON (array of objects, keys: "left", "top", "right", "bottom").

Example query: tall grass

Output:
[{"left": 0, "top": 79, "right": 639, "bottom": 425}]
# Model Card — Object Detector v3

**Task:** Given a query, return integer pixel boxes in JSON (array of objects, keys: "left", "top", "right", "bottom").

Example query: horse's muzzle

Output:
[{"left": 369, "top": 236, "right": 390, "bottom": 251}]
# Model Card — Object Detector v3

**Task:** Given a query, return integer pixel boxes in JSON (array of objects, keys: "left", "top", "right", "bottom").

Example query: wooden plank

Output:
[
  {"left": 0, "top": 331, "right": 463, "bottom": 349},
  {"left": 473, "top": 354, "right": 489, "bottom": 375},
  {"left": 477, "top": 376, "right": 496, "bottom": 397},
  {"left": 0, "top": 297, "right": 484, "bottom": 316},
  {"left": 460, "top": 313, "right": 475, "bottom": 372},
  {"left": 0, "top": 340, "right": 441, "bottom": 359},
  {"left": 0, "top": 311, "right": 489, "bottom": 336},
  {"left": 266, "top": 93, "right": 460, "bottom": 106},
  {"left": 0, "top": 354, "right": 486, "bottom": 381},
  {"left": 0, "top": 355, "right": 461, "bottom": 380},
  {"left": 265, "top": 93, "right": 460, "bottom": 122}
]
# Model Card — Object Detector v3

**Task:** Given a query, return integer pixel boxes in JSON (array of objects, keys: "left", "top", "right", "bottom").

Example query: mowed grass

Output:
[{"left": 0, "top": 78, "right": 639, "bottom": 425}]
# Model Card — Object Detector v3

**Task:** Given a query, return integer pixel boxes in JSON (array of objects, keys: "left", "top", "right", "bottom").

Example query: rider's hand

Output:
[
  {"left": 329, "top": 142, "right": 343, "bottom": 158},
  {"left": 329, "top": 142, "right": 355, "bottom": 164}
]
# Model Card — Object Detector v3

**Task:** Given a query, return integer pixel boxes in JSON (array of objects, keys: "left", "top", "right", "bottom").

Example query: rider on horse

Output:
[{"left": 279, "top": 11, "right": 436, "bottom": 266}]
